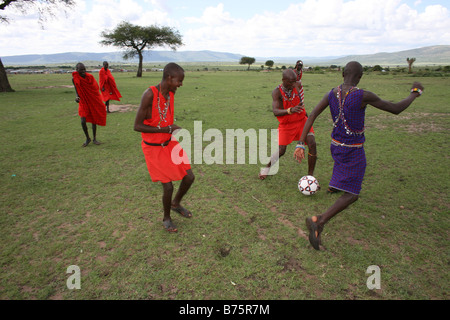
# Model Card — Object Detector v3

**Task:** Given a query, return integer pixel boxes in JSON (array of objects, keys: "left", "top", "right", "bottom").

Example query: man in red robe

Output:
[
  {"left": 259, "top": 68, "right": 317, "bottom": 179},
  {"left": 134, "top": 63, "right": 195, "bottom": 233},
  {"left": 99, "top": 61, "right": 122, "bottom": 113},
  {"left": 294, "top": 60, "right": 305, "bottom": 103},
  {"left": 72, "top": 63, "right": 106, "bottom": 147}
]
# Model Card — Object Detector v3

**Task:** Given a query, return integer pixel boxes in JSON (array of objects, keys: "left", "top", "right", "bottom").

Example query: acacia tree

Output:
[
  {"left": 0, "top": 0, "right": 75, "bottom": 92},
  {"left": 407, "top": 57, "right": 416, "bottom": 74},
  {"left": 100, "top": 21, "right": 183, "bottom": 78},
  {"left": 265, "top": 60, "right": 274, "bottom": 70},
  {"left": 239, "top": 56, "right": 256, "bottom": 70}
]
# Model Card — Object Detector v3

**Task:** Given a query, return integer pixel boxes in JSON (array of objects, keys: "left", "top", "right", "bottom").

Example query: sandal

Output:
[
  {"left": 305, "top": 216, "right": 323, "bottom": 250},
  {"left": 163, "top": 220, "right": 178, "bottom": 233},
  {"left": 171, "top": 206, "right": 193, "bottom": 218}
]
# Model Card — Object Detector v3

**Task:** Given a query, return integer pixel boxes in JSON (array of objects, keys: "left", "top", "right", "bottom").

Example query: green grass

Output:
[{"left": 0, "top": 69, "right": 448, "bottom": 300}]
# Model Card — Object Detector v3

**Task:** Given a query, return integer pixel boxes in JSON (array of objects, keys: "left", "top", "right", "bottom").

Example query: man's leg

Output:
[
  {"left": 317, "top": 192, "right": 359, "bottom": 227},
  {"left": 306, "top": 134, "right": 317, "bottom": 176},
  {"left": 162, "top": 182, "right": 178, "bottom": 232},
  {"left": 162, "top": 182, "right": 177, "bottom": 232},
  {"left": 81, "top": 117, "right": 91, "bottom": 147},
  {"left": 92, "top": 124, "right": 101, "bottom": 145},
  {"left": 106, "top": 100, "right": 110, "bottom": 113},
  {"left": 162, "top": 182, "right": 174, "bottom": 221},
  {"left": 259, "top": 145, "right": 287, "bottom": 179},
  {"left": 171, "top": 169, "right": 195, "bottom": 217},
  {"left": 306, "top": 192, "right": 359, "bottom": 250}
]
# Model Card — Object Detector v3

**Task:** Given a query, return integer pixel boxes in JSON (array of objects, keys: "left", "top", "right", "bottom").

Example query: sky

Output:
[{"left": 1, "top": 0, "right": 449, "bottom": 58}]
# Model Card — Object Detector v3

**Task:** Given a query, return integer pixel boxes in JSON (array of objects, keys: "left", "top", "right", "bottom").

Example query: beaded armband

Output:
[
  {"left": 296, "top": 142, "right": 306, "bottom": 150},
  {"left": 411, "top": 88, "right": 423, "bottom": 96}
]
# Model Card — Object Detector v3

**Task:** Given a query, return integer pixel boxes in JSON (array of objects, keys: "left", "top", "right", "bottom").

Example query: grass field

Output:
[{"left": 0, "top": 68, "right": 448, "bottom": 300}]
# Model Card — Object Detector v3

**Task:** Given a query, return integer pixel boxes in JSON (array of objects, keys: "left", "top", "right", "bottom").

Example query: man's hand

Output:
[
  {"left": 294, "top": 147, "right": 305, "bottom": 163},
  {"left": 75, "top": 97, "right": 80, "bottom": 103},
  {"left": 294, "top": 148, "right": 305, "bottom": 163},
  {"left": 411, "top": 82, "right": 424, "bottom": 93},
  {"left": 290, "top": 103, "right": 305, "bottom": 114}
]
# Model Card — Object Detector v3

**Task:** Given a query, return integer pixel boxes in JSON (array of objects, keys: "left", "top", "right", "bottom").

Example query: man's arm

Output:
[
  {"left": 272, "top": 88, "right": 304, "bottom": 116},
  {"left": 134, "top": 88, "right": 158, "bottom": 133},
  {"left": 72, "top": 78, "right": 80, "bottom": 103},
  {"left": 99, "top": 69, "right": 106, "bottom": 92},
  {"left": 272, "top": 88, "right": 289, "bottom": 116},
  {"left": 363, "top": 82, "right": 424, "bottom": 115},
  {"left": 294, "top": 92, "right": 330, "bottom": 162}
]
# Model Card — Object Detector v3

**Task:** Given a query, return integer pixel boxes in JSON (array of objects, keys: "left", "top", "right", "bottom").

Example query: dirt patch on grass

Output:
[
  {"left": 367, "top": 112, "right": 449, "bottom": 133},
  {"left": 109, "top": 104, "right": 138, "bottom": 113},
  {"left": 27, "top": 85, "right": 74, "bottom": 89}
]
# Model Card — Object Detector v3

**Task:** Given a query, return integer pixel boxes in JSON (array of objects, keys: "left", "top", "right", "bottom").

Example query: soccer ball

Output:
[{"left": 298, "top": 175, "right": 320, "bottom": 195}]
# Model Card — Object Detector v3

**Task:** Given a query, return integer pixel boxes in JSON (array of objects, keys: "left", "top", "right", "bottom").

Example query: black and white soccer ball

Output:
[{"left": 298, "top": 175, "right": 320, "bottom": 195}]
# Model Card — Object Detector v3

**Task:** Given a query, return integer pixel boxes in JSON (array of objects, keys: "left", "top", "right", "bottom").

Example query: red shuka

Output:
[
  {"left": 276, "top": 85, "right": 313, "bottom": 146},
  {"left": 99, "top": 68, "right": 122, "bottom": 102},
  {"left": 141, "top": 86, "right": 191, "bottom": 183},
  {"left": 72, "top": 72, "right": 107, "bottom": 126}
]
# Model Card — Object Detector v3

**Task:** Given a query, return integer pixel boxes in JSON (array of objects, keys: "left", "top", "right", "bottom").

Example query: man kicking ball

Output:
[{"left": 294, "top": 61, "right": 424, "bottom": 250}]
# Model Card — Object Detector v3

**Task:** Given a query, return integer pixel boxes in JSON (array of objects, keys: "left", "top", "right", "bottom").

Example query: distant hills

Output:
[
  {"left": 2, "top": 45, "right": 449, "bottom": 66},
  {"left": 1, "top": 50, "right": 246, "bottom": 66},
  {"left": 327, "top": 45, "right": 450, "bottom": 66}
]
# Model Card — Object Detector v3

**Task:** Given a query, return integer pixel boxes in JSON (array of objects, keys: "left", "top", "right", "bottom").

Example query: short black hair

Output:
[
  {"left": 163, "top": 62, "right": 184, "bottom": 80},
  {"left": 76, "top": 62, "right": 85, "bottom": 70}
]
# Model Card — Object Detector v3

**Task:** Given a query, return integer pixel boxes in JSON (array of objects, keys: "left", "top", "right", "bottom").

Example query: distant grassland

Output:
[{"left": 0, "top": 69, "right": 448, "bottom": 300}]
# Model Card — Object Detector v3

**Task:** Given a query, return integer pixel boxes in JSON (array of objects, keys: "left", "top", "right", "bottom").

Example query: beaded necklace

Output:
[
  {"left": 279, "top": 85, "right": 297, "bottom": 102},
  {"left": 333, "top": 85, "right": 365, "bottom": 136},
  {"left": 156, "top": 85, "right": 170, "bottom": 127}
]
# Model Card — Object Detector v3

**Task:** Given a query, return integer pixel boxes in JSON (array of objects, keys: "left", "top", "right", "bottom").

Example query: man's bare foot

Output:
[
  {"left": 93, "top": 139, "right": 101, "bottom": 145},
  {"left": 82, "top": 138, "right": 91, "bottom": 147},
  {"left": 259, "top": 167, "right": 270, "bottom": 180}
]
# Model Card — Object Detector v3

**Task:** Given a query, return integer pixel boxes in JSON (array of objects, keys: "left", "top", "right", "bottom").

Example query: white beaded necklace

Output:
[
  {"left": 156, "top": 85, "right": 170, "bottom": 127},
  {"left": 333, "top": 85, "right": 365, "bottom": 136}
]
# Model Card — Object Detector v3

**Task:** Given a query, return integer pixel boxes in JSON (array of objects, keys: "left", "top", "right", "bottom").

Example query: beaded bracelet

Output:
[
  {"left": 295, "top": 144, "right": 305, "bottom": 150},
  {"left": 411, "top": 88, "right": 423, "bottom": 96},
  {"left": 287, "top": 108, "right": 292, "bottom": 115}
]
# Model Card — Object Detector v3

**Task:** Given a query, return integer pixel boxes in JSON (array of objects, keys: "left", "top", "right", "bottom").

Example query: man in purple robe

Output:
[{"left": 294, "top": 61, "right": 424, "bottom": 250}]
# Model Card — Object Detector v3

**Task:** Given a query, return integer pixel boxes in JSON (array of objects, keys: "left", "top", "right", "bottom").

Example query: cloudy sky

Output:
[{"left": 1, "top": 0, "right": 449, "bottom": 58}]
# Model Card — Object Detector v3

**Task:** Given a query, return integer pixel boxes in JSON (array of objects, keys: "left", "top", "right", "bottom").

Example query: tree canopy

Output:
[
  {"left": 265, "top": 60, "right": 274, "bottom": 69},
  {"left": 100, "top": 21, "right": 183, "bottom": 77},
  {"left": 0, "top": 0, "right": 75, "bottom": 92},
  {"left": 0, "top": 0, "right": 75, "bottom": 24},
  {"left": 239, "top": 56, "right": 256, "bottom": 70}
]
